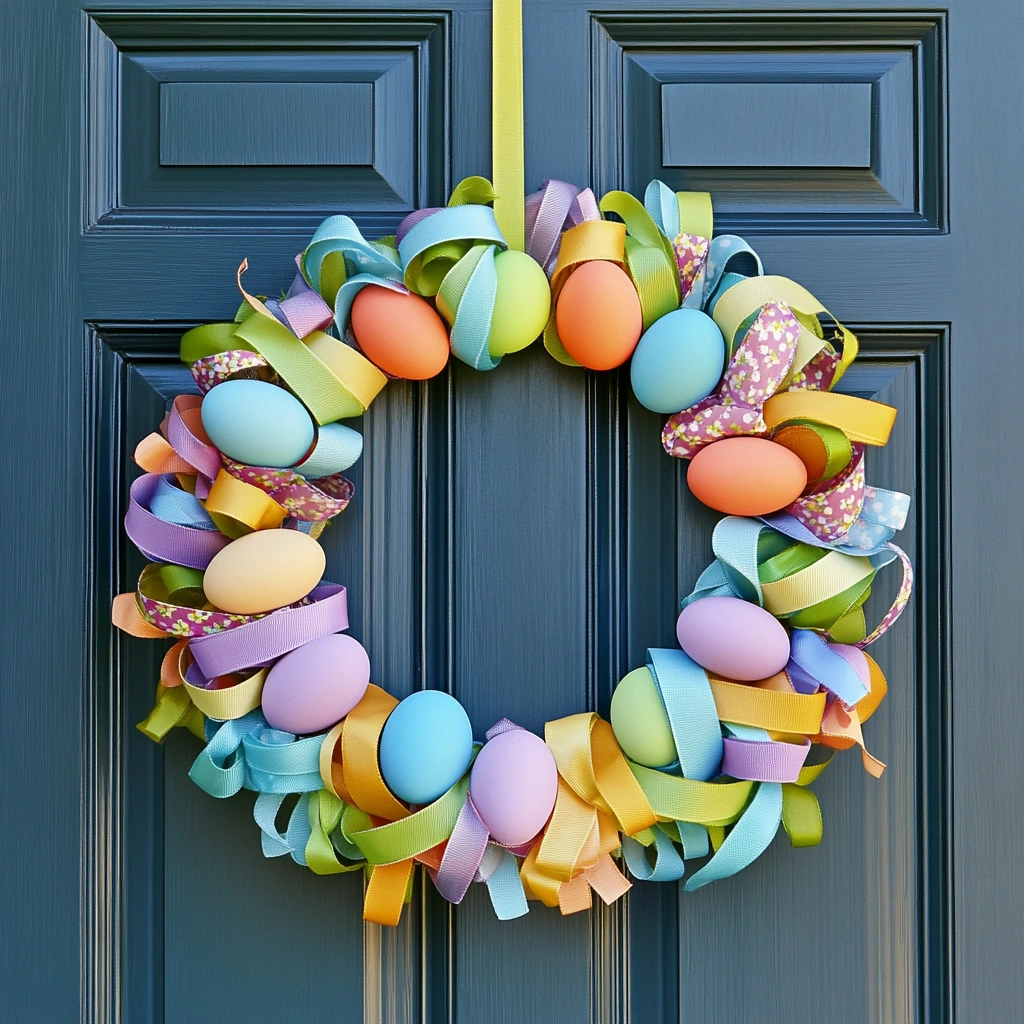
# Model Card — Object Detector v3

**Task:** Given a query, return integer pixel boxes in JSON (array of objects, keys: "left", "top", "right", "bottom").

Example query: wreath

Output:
[{"left": 111, "top": 3, "right": 912, "bottom": 928}]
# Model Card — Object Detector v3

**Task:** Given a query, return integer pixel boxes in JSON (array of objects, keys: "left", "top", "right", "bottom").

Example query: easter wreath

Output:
[{"left": 112, "top": 2, "right": 913, "bottom": 927}]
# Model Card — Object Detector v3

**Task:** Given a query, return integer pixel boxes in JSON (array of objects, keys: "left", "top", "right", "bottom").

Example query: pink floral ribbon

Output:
[
  {"left": 662, "top": 300, "right": 803, "bottom": 457},
  {"left": 673, "top": 232, "right": 710, "bottom": 302},
  {"left": 663, "top": 300, "right": 870, "bottom": 543}
]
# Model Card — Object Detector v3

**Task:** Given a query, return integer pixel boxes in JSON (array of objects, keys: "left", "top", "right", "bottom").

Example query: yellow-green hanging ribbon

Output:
[{"left": 492, "top": 0, "right": 525, "bottom": 250}]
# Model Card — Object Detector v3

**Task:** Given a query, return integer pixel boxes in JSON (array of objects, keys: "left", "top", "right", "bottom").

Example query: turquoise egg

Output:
[
  {"left": 379, "top": 691, "right": 474, "bottom": 805},
  {"left": 706, "top": 271, "right": 748, "bottom": 317},
  {"left": 630, "top": 308, "right": 725, "bottom": 414},
  {"left": 294, "top": 422, "right": 363, "bottom": 479},
  {"left": 200, "top": 380, "right": 314, "bottom": 468}
]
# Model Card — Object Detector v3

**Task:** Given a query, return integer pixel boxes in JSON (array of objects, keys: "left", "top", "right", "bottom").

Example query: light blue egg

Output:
[
  {"left": 706, "top": 271, "right": 748, "bottom": 317},
  {"left": 379, "top": 691, "right": 474, "bottom": 805},
  {"left": 294, "top": 422, "right": 363, "bottom": 479},
  {"left": 200, "top": 380, "right": 314, "bottom": 468},
  {"left": 630, "top": 309, "right": 725, "bottom": 414}
]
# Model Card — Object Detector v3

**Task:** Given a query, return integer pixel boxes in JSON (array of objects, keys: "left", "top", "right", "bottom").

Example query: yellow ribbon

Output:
[{"left": 491, "top": 0, "right": 524, "bottom": 249}]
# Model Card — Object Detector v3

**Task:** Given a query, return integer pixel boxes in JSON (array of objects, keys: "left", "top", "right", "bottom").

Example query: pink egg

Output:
[
  {"left": 470, "top": 729, "right": 558, "bottom": 846},
  {"left": 261, "top": 633, "right": 370, "bottom": 734},
  {"left": 675, "top": 596, "right": 790, "bottom": 681}
]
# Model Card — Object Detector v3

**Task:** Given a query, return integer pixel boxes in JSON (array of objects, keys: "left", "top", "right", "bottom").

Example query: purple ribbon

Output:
[
  {"left": 434, "top": 797, "right": 491, "bottom": 904},
  {"left": 124, "top": 473, "right": 229, "bottom": 570},
  {"left": 721, "top": 736, "right": 811, "bottom": 783},
  {"left": 265, "top": 271, "right": 333, "bottom": 339},
  {"left": 788, "top": 629, "right": 869, "bottom": 708},
  {"left": 188, "top": 583, "right": 349, "bottom": 677},
  {"left": 524, "top": 180, "right": 600, "bottom": 274}
]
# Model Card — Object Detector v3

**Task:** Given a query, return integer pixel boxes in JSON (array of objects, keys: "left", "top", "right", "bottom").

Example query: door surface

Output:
[{"left": 2, "top": 1, "right": 1021, "bottom": 1022}]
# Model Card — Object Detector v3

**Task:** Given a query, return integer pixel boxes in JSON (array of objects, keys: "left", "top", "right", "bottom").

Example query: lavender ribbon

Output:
[
  {"left": 188, "top": 583, "right": 349, "bottom": 678},
  {"left": 124, "top": 474, "right": 229, "bottom": 570}
]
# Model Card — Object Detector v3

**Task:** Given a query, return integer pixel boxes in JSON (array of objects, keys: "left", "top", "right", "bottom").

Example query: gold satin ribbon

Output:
[
  {"left": 763, "top": 390, "right": 898, "bottom": 446},
  {"left": 709, "top": 675, "right": 826, "bottom": 734},
  {"left": 204, "top": 469, "right": 287, "bottom": 537}
]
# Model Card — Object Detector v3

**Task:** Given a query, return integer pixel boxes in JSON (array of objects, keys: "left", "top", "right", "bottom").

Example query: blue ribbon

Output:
[{"left": 646, "top": 648, "right": 723, "bottom": 781}]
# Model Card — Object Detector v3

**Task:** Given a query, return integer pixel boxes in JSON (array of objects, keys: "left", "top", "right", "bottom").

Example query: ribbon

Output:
[{"left": 492, "top": 0, "right": 524, "bottom": 250}]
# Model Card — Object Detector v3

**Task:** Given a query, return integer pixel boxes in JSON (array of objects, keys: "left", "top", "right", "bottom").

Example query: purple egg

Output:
[
  {"left": 261, "top": 633, "right": 370, "bottom": 734},
  {"left": 470, "top": 729, "right": 558, "bottom": 846},
  {"left": 675, "top": 596, "right": 790, "bottom": 681}
]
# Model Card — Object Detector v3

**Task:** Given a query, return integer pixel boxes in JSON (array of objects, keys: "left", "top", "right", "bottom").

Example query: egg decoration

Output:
[
  {"left": 350, "top": 284, "right": 450, "bottom": 380},
  {"left": 469, "top": 729, "right": 558, "bottom": 845},
  {"left": 378, "top": 691, "right": 474, "bottom": 805},
  {"left": 630, "top": 308, "right": 725, "bottom": 413},
  {"left": 687, "top": 436, "right": 808, "bottom": 515},
  {"left": 555, "top": 260, "right": 642, "bottom": 370},
  {"left": 488, "top": 249, "right": 551, "bottom": 358},
  {"left": 203, "top": 530, "right": 326, "bottom": 614},
  {"left": 609, "top": 667, "right": 676, "bottom": 768},
  {"left": 676, "top": 596, "right": 790, "bottom": 681},
  {"left": 261, "top": 633, "right": 370, "bottom": 734},
  {"left": 201, "top": 379, "right": 314, "bottom": 468},
  {"left": 293, "top": 422, "right": 363, "bottom": 480}
]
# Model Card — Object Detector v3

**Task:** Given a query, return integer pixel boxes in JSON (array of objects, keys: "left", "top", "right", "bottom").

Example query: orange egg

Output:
[
  {"left": 687, "top": 437, "right": 808, "bottom": 515},
  {"left": 555, "top": 261, "right": 642, "bottom": 370},
  {"left": 350, "top": 285, "right": 450, "bottom": 380}
]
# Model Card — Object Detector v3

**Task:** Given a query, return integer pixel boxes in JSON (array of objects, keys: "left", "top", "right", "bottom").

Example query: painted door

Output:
[{"left": 2, "top": 1, "right": 1021, "bottom": 1022}]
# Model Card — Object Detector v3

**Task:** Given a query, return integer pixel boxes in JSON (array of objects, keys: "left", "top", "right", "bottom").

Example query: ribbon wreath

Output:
[{"left": 110, "top": 0, "right": 914, "bottom": 929}]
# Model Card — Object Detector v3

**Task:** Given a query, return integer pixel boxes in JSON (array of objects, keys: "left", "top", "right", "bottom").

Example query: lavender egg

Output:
[
  {"left": 470, "top": 729, "right": 558, "bottom": 846},
  {"left": 675, "top": 596, "right": 790, "bottom": 681},
  {"left": 261, "top": 633, "right": 370, "bottom": 734}
]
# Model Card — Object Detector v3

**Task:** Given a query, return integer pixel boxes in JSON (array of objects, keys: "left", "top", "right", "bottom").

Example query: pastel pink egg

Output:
[
  {"left": 261, "top": 633, "right": 370, "bottom": 734},
  {"left": 470, "top": 729, "right": 558, "bottom": 846},
  {"left": 675, "top": 596, "right": 790, "bottom": 681}
]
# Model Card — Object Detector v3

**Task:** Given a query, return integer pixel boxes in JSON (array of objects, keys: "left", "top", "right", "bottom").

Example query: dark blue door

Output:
[{"left": 2, "top": 2, "right": 1020, "bottom": 1022}]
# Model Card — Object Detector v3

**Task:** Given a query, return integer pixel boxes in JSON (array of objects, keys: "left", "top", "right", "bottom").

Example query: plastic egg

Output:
[
  {"left": 609, "top": 667, "right": 676, "bottom": 767},
  {"left": 201, "top": 380, "right": 314, "bottom": 468},
  {"left": 687, "top": 437, "right": 808, "bottom": 515},
  {"left": 350, "top": 284, "right": 450, "bottom": 380},
  {"left": 676, "top": 596, "right": 790, "bottom": 681},
  {"left": 378, "top": 691, "right": 474, "bottom": 805},
  {"left": 488, "top": 250, "right": 551, "bottom": 358},
  {"left": 293, "top": 422, "right": 363, "bottom": 480},
  {"left": 469, "top": 729, "right": 558, "bottom": 845},
  {"left": 261, "top": 633, "right": 370, "bottom": 734},
  {"left": 630, "top": 309, "right": 725, "bottom": 413},
  {"left": 555, "top": 261, "right": 642, "bottom": 370},
  {"left": 203, "top": 530, "right": 325, "bottom": 614}
]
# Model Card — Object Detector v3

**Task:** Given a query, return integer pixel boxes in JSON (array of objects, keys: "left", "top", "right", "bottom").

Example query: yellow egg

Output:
[
  {"left": 488, "top": 250, "right": 551, "bottom": 358},
  {"left": 203, "top": 530, "right": 326, "bottom": 614}
]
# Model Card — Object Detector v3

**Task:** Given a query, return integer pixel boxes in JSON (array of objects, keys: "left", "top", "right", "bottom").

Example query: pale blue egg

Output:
[
  {"left": 630, "top": 309, "right": 725, "bottom": 414},
  {"left": 200, "top": 380, "right": 314, "bottom": 468},
  {"left": 379, "top": 691, "right": 474, "bottom": 805},
  {"left": 294, "top": 422, "right": 363, "bottom": 479}
]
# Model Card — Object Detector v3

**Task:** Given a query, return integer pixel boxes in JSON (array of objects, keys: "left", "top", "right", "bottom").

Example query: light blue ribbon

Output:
[
  {"left": 683, "top": 782, "right": 783, "bottom": 891},
  {"left": 646, "top": 648, "right": 723, "bottom": 781},
  {"left": 243, "top": 728, "right": 325, "bottom": 794},
  {"left": 482, "top": 848, "right": 529, "bottom": 920},
  {"left": 189, "top": 711, "right": 265, "bottom": 798},
  {"left": 623, "top": 825, "right": 687, "bottom": 882},
  {"left": 449, "top": 245, "right": 500, "bottom": 371},
  {"left": 149, "top": 475, "right": 216, "bottom": 530},
  {"left": 254, "top": 791, "right": 314, "bottom": 864}
]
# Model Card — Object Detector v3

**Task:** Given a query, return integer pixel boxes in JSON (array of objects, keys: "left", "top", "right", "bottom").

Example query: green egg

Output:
[
  {"left": 488, "top": 249, "right": 551, "bottom": 357},
  {"left": 609, "top": 667, "right": 676, "bottom": 768}
]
